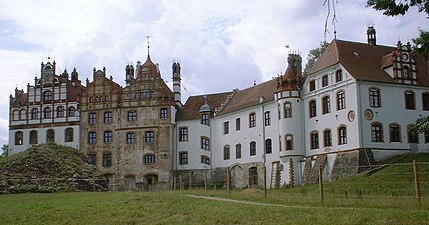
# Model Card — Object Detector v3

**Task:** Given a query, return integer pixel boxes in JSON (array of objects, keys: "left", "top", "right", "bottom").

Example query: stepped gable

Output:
[
  {"left": 218, "top": 79, "right": 277, "bottom": 115},
  {"left": 176, "top": 92, "right": 232, "bottom": 120},
  {"left": 308, "top": 39, "right": 429, "bottom": 86},
  {"left": 139, "top": 55, "right": 160, "bottom": 78}
]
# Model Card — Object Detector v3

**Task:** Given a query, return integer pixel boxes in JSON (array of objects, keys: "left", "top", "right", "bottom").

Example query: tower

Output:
[
  {"left": 367, "top": 26, "right": 376, "bottom": 46},
  {"left": 172, "top": 62, "right": 182, "bottom": 106}
]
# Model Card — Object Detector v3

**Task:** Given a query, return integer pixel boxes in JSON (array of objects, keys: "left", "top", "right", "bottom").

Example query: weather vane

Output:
[{"left": 146, "top": 35, "right": 150, "bottom": 55}]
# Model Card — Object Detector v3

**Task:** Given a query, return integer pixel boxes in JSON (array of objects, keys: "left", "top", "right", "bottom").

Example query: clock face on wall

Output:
[{"left": 402, "top": 53, "right": 408, "bottom": 61}]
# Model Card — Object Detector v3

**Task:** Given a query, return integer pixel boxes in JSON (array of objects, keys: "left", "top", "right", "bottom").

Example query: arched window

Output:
[
  {"left": 65, "top": 128, "right": 74, "bottom": 142},
  {"left": 12, "top": 110, "right": 19, "bottom": 121},
  {"left": 29, "top": 130, "right": 38, "bottom": 144},
  {"left": 337, "top": 91, "right": 346, "bottom": 110},
  {"left": 68, "top": 107, "right": 76, "bottom": 117},
  {"left": 46, "top": 129, "right": 55, "bottom": 143},
  {"left": 31, "top": 108, "right": 39, "bottom": 119},
  {"left": 19, "top": 110, "right": 26, "bottom": 120},
  {"left": 338, "top": 126, "right": 347, "bottom": 145},
  {"left": 44, "top": 107, "right": 51, "bottom": 119},
  {"left": 248, "top": 167, "right": 258, "bottom": 187},
  {"left": 57, "top": 106, "right": 64, "bottom": 118},
  {"left": 322, "top": 96, "right": 330, "bottom": 114},
  {"left": 369, "top": 88, "right": 381, "bottom": 108},
  {"left": 310, "top": 131, "right": 319, "bottom": 149},
  {"left": 15, "top": 131, "right": 23, "bottom": 145},
  {"left": 371, "top": 122, "right": 383, "bottom": 142},
  {"left": 284, "top": 102, "right": 292, "bottom": 118},
  {"left": 389, "top": 123, "right": 401, "bottom": 142},
  {"left": 335, "top": 69, "right": 343, "bottom": 82},
  {"left": 43, "top": 90, "right": 53, "bottom": 101},
  {"left": 309, "top": 100, "right": 317, "bottom": 118},
  {"left": 223, "top": 145, "right": 230, "bottom": 160},
  {"left": 285, "top": 134, "right": 293, "bottom": 150},
  {"left": 323, "top": 129, "right": 332, "bottom": 147}
]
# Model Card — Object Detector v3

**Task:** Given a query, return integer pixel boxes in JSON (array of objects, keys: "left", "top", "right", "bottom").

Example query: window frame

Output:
[
  {"left": 389, "top": 123, "right": 401, "bottom": 143},
  {"left": 249, "top": 141, "right": 256, "bottom": 156},
  {"left": 104, "top": 111, "right": 112, "bottom": 123},
  {"left": 338, "top": 126, "right": 347, "bottom": 145},
  {"left": 369, "top": 87, "right": 381, "bottom": 108},
  {"left": 104, "top": 131, "right": 113, "bottom": 143},
  {"left": 126, "top": 132, "right": 135, "bottom": 144},
  {"left": 284, "top": 102, "right": 292, "bottom": 118},
  {"left": 249, "top": 113, "right": 256, "bottom": 128},
  {"left": 88, "top": 112, "right": 96, "bottom": 125},
  {"left": 223, "top": 145, "right": 230, "bottom": 160},
  {"left": 405, "top": 90, "right": 416, "bottom": 110},
  {"left": 88, "top": 132, "right": 96, "bottom": 144},
  {"left": 128, "top": 111, "right": 137, "bottom": 121},
  {"left": 337, "top": 91, "right": 346, "bottom": 111},
  {"left": 322, "top": 95, "right": 330, "bottom": 114},
  {"left": 235, "top": 144, "right": 242, "bottom": 159},
  {"left": 179, "top": 152, "right": 188, "bottom": 165},
  {"left": 144, "top": 154, "right": 156, "bottom": 164},
  {"left": 65, "top": 128, "right": 74, "bottom": 142},
  {"left": 309, "top": 100, "right": 317, "bottom": 118},
  {"left": 323, "top": 129, "right": 332, "bottom": 147},
  {"left": 310, "top": 131, "right": 319, "bottom": 149},
  {"left": 179, "top": 127, "right": 188, "bottom": 142},
  {"left": 145, "top": 131, "right": 155, "bottom": 143},
  {"left": 160, "top": 108, "right": 168, "bottom": 119}
]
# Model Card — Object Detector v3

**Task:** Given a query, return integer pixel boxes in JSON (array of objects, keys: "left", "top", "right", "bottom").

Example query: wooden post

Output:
[
  {"left": 319, "top": 166, "right": 324, "bottom": 203},
  {"left": 179, "top": 174, "right": 182, "bottom": 191},
  {"left": 413, "top": 160, "right": 421, "bottom": 206},
  {"left": 93, "top": 178, "right": 96, "bottom": 192},
  {"left": 189, "top": 172, "right": 192, "bottom": 190},
  {"left": 263, "top": 165, "right": 267, "bottom": 198},
  {"left": 204, "top": 170, "right": 208, "bottom": 191},
  {"left": 227, "top": 167, "right": 230, "bottom": 194}
]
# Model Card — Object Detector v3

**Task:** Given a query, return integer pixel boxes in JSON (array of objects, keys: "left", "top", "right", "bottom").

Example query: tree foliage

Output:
[
  {"left": 411, "top": 116, "right": 429, "bottom": 134},
  {"left": 1, "top": 144, "right": 8, "bottom": 157},
  {"left": 303, "top": 41, "right": 329, "bottom": 75},
  {"left": 367, "top": 0, "right": 429, "bottom": 17},
  {"left": 412, "top": 29, "right": 429, "bottom": 59}
]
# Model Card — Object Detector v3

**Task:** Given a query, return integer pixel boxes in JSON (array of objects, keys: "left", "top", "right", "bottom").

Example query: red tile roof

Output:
[{"left": 177, "top": 92, "right": 232, "bottom": 120}]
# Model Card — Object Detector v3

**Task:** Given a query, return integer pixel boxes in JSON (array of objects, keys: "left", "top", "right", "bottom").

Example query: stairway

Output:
[{"left": 270, "top": 161, "right": 281, "bottom": 189}]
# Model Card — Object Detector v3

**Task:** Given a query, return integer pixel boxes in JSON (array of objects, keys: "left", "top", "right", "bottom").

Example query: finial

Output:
[{"left": 146, "top": 35, "right": 150, "bottom": 56}]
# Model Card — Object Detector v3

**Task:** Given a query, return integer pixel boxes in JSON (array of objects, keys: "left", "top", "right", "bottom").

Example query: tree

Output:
[
  {"left": 367, "top": 0, "right": 429, "bottom": 17},
  {"left": 303, "top": 41, "right": 329, "bottom": 75},
  {"left": 412, "top": 29, "right": 429, "bottom": 59},
  {"left": 1, "top": 144, "right": 8, "bottom": 157},
  {"left": 411, "top": 116, "right": 429, "bottom": 134}
]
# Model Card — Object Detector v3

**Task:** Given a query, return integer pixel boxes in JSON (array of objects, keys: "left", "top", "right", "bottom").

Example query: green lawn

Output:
[{"left": 1, "top": 190, "right": 428, "bottom": 225}]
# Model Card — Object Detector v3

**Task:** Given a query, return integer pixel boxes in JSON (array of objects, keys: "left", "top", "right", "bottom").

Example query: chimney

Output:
[{"left": 367, "top": 26, "right": 376, "bottom": 46}]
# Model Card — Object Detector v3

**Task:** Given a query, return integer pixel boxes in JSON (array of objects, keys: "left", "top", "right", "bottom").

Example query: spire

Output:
[
  {"left": 146, "top": 35, "right": 150, "bottom": 56},
  {"left": 199, "top": 96, "right": 214, "bottom": 113},
  {"left": 277, "top": 54, "right": 302, "bottom": 92}
]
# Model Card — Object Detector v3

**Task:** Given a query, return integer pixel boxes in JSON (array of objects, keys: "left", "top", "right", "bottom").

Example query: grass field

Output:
[{"left": 0, "top": 189, "right": 428, "bottom": 225}]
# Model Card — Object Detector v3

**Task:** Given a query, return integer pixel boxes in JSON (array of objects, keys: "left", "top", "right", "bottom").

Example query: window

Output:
[
  {"left": 104, "top": 111, "right": 112, "bottom": 123},
  {"left": 179, "top": 127, "right": 188, "bottom": 142},
  {"left": 405, "top": 91, "right": 415, "bottom": 110},
  {"left": 309, "top": 100, "right": 317, "bottom": 118},
  {"left": 284, "top": 102, "right": 292, "bottom": 118},
  {"left": 249, "top": 113, "right": 256, "bottom": 128},
  {"left": 425, "top": 132, "right": 429, "bottom": 143},
  {"left": 338, "top": 126, "right": 347, "bottom": 145},
  {"left": 248, "top": 167, "right": 258, "bottom": 186},
  {"left": 102, "top": 153, "right": 112, "bottom": 167},
  {"left": 46, "top": 129, "right": 55, "bottom": 143},
  {"left": 423, "top": 93, "right": 429, "bottom": 111},
  {"left": 250, "top": 141, "right": 256, "bottom": 156},
  {"left": 43, "top": 90, "right": 53, "bottom": 101},
  {"left": 145, "top": 131, "right": 155, "bottom": 143},
  {"left": 264, "top": 111, "right": 271, "bottom": 126},
  {"left": 223, "top": 145, "right": 230, "bottom": 160},
  {"left": 29, "top": 130, "right": 38, "bottom": 144},
  {"left": 389, "top": 123, "right": 401, "bottom": 142},
  {"left": 285, "top": 134, "right": 293, "bottom": 150},
  {"left": 31, "top": 108, "right": 39, "bottom": 119},
  {"left": 19, "top": 110, "right": 26, "bottom": 121},
  {"left": 201, "top": 156, "right": 210, "bottom": 165},
  {"left": 128, "top": 111, "right": 137, "bottom": 121},
  {"left": 403, "top": 66, "right": 410, "bottom": 78},
  {"left": 68, "top": 107, "right": 76, "bottom": 117},
  {"left": 310, "top": 131, "right": 319, "bottom": 149},
  {"left": 160, "top": 108, "right": 168, "bottom": 119},
  {"left": 57, "top": 106, "right": 64, "bottom": 118},
  {"left": 127, "top": 132, "right": 135, "bottom": 144},
  {"left": 236, "top": 118, "right": 241, "bottom": 131},
  {"left": 223, "top": 121, "right": 229, "bottom": 135},
  {"left": 201, "top": 114, "right": 209, "bottom": 125},
  {"left": 201, "top": 137, "right": 210, "bottom": 150},
  {"left": 323, "top": 129, "right": 332, "bottom": 147},
  {"left": 369, "top": 88, "right": 381, "bottom": 108},
  {"left": 407, "top": 125, "right": 419, "bottom": 143},
  {"left": 337, "top": 91, "right": 346, "bottom": 110},
  {"left": 322, "top": 75, "right": 329, "bottom": 87},
  {"left": 104, "top": 131, "right": 112, "bottom": 143},
  {"left": 265, "top": 139, "right": 272, "bottom": 154},
  {"left": 88, "top": 132, "right": 96, "bottom": 144},
  {"left": 89, "top": 113, "right": 96, "bottom": 125},
  {"left": 335, "top": 69, "right": 343, "bottom": 82},
  {"left": 44, "top": 107, "right": 51, "bottom": 119},
  {"left": 309, "top": 80, "right": 316, "bottom": 91},
  {"left": 235, "top": 144, "right": 242, "bottom": 159},
  {"left": 322, "top": 96, "right": 330, "bottom": 114},
  {"left": 144, "top": 154, "right": 156, "bottom": 164},
  {"left": 87, "top": 154, "right": 96, "bottom": 165},
  {"left": 12, "top": 110, "right": 19, "bottom": 121},
  {"left": 179, "top": 152, "right": 188, "bottom": 165},
  {"left": 65, "top": 128, "right": 73, "bottom": 142},
  {"left": 15, "top": 131, "right": 23, "bottom": 145},
  {"left": 371, "top": 123, "right": 383, "bottom": 142}
]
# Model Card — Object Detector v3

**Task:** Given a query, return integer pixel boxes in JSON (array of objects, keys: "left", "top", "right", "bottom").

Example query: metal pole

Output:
[
  {"left": 413, "top": 160, "right": 421, "bottom": 206},
  {"left": 260, "top": 97, "right": 267, "bottom": 198}
]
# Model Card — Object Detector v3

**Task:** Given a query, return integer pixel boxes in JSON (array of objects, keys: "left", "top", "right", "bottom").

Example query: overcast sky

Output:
[{"left": 0, "top": 0, "right": 427, "bottom": 149}]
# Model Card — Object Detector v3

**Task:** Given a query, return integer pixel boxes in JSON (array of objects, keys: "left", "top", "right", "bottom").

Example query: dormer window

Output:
[{"left": 335, "top": 70, "right": 343, "bottom": 82}]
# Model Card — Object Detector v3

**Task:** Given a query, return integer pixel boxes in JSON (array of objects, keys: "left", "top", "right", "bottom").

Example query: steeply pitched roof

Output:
[
  {"left": 218, "top": 79, "right": 277, "bottom": 115},
  {"left": 177, "top": 92, "right": 232, "bottom": 120},
  {"left": 308, "top": 39, "right": 429, "bottom": 86}
]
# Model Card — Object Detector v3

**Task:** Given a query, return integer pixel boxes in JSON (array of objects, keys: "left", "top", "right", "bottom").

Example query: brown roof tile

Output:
[
  {"left": 177, "top": 92, "right": 232, "bottom": 120},
  {"left": 218, "top": 79, "right": 277, "bottom": 115}
]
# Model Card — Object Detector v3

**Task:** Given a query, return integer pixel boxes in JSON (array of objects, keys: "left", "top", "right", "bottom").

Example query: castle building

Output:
[
  {"left": 8, "top": 27, "right": 429, "bottom": 189},
  {"left": 9, "top": 60, "right": 84, "bottom": 154}
]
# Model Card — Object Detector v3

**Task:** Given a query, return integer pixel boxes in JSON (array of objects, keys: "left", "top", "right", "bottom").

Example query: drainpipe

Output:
[{"left": 260, "top": 97, "right": 267, "bottom": 198}]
